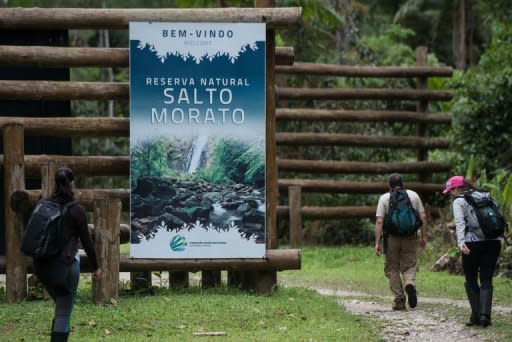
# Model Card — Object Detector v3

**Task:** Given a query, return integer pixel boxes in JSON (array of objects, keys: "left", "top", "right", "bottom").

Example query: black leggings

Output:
[
  {"left": 34, "top": 258, "right": 80, "bottom": 333},
  {"left": 463, "top": 240, "right": 501, "bottom": 291}
]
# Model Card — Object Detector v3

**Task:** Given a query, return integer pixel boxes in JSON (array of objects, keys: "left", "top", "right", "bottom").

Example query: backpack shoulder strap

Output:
[{"left": 64, "top": 201, "right": 75, "bottom": 209}]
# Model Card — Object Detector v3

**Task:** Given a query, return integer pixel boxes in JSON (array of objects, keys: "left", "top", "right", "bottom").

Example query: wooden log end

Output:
[{"left": 10, "top": 189, "right": 35, "bottom": 215}]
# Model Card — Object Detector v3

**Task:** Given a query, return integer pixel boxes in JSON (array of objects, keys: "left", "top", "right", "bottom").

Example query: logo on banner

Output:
[{"left": 170, "top": 235, "right": 188, "bottom": 252}]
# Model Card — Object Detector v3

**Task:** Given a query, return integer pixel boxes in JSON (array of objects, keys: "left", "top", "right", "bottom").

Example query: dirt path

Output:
[{"left": 311, "top": 287, "right": 509, "bottom": 342}]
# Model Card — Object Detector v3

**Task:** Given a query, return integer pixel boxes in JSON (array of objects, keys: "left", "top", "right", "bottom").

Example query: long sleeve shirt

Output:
[
  {"left": 452, "top": 194, "right": 499, "bottom": 248},
  {"left": 51, "top": 197, "right": 99, "bottom": 270}
]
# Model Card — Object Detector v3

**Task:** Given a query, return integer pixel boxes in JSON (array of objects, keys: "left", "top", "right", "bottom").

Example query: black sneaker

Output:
[{"left": 405, "top": 284, "right": 417, "bottom": 308}]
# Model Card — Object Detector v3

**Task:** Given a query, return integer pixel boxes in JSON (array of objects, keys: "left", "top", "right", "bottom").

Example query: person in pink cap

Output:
[{"left": 444, "top": 175, "right": 501, "bottom": 327}]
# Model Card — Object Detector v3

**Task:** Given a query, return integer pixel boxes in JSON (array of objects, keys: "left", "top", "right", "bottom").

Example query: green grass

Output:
[
  {"left": 3, "top": 245, "right": 512, "bottom": 340},
  {"left": 280, "top": 246, "right": 512, "bottom": 306},
  {"left": 0, "top": 283, "right": 379, "bottom": 341}
]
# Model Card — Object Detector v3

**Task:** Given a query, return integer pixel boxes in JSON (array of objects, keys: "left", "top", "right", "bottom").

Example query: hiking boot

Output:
[
  {"left": 479, "top": 287, "right": 493, "bottom": 327},
  {"left": 405, "top": 284, "right": 417, "bottom": 308},
  {"left": 392, "top": 298, "right": 406, "bottom": 311},
  {"left": 51, "top": 332, "right": 69, "bottom": 342},
  {"left": 464, "top": 283, "right": 480, "bottom": 326}
]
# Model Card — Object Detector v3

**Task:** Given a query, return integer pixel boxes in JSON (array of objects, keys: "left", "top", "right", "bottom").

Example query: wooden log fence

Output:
[
  {"left": 89, "top": 223, "right": 129, "bottom": 244},
  {"left": 277, "top": 205, "right": 376, "bottom": 219},
  {"left": 11, "top": 189, "right": 129, "bottom": 212},
  {"left": 276, "top": 108, "right": 452, "bottom": 124},
  {"left": 0, "top": 83, "right": 454, "bottom": 102},
  {"left": 277, "top": 159, "right": 451, "bottom": 174},
  {"left": 0, "top": 7, "right": 302, "bottom": 30},
  {"left": 0, "top": 117, "right": 128, "bottom": 137},
  {"left": 278, "top": 179, "right": 443, "bottom": 194},
  {"left": 0, "top": 81, "right": 128, "bottom": 101},
  {"left": 278, "top": 178, "right": 444, "bottom": 194},
  {"left": 276, "top": 61, "right": 453, "bottom": 77},
  {"left": 0, "top": 249, "right": 301, "bottom": 274},
  {"left": 415, "top": 47, "right": 429, "bottom": 183},
  {"left": 2, "top": 124, "right": 26, "bottom": 303},
  {"left": 275, "top": 50, "right": 453, "bottom": 226},
  {"left": 0, "top": 45, "right": 294, "bottom": 67},
  {"left": 276, "top": 132, "right": 450, "bottom": 149},
  {"left": 0, "top": 155, "right": 129, "bottom": 176},
  {"left": 277, "top": 87, "right": 453, "bottom": 101}
]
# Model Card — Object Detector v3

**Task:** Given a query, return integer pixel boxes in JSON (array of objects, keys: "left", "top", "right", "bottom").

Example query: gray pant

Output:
[{"left": 34, "top": 258, "right": 80, "bottom": 333}]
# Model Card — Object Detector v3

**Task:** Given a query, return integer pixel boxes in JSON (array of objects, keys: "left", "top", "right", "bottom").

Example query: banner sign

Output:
[{"left": 129, "top": 22, "right": 266, "bottom": 259}]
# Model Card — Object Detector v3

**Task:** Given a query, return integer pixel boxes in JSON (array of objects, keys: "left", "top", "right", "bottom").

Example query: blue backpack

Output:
[
  {"left": 463, "top": 189, "right": 508, "bottom": 239},
  {"left": 384, "top": 189, "right": 422, "bottom": 236}
]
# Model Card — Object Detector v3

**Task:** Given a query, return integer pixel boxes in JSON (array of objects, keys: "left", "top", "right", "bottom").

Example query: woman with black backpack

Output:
[
  {"left": 33, "top": 167, "right": 102, "bottom": 341},
  {"left": 443, "top": 175, "right": 502, "bottom": 327}
]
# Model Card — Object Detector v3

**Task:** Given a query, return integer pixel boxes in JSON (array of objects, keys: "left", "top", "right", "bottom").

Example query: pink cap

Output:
[{"left": 443, "top": 176, "right": 465, "bottom": 194}]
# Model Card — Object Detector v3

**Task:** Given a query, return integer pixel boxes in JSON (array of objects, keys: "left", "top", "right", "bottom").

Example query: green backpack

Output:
[{"left": 384, "top": 189, "right": 422, "bottom": 236}]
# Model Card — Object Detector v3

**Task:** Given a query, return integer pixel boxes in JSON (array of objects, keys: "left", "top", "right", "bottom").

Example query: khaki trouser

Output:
[{"left": 384, "top": 234, "right": 418, "bottom": 303}]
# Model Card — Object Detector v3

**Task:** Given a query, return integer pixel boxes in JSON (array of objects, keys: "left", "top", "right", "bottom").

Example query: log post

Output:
[
  {"left": 106, "top": 197, "right": 121, "bottom": 299},
  {"left": 91, "top": 197, "right": 121, "bottom": 302},
  {"left": 130, "top": 271, "right": 152, "bottom": 291},
  {"left": 289, "top": 186, "right": 302, "bottom": 248},
  {"left": 40, "top": 161, "right": 57, "bottom": 197},
  {"left": 169, "top": 271, "right": 189, "bottom": 288},
  {"left": 38, "top": 162, "right": 57, "bottom": 300},
  {"left": 201, "top": 270, "right": 221, "bottom": 289},
  {"left": 240, "top": 270, "right": 276, "bottom": 295},
  {"left": 92, "top": 198, "right": 108, "bottom": 304},
  {"left": 227, "top": 271, "right": 242, "bottom": 288},
  {"left": 3, "top": 124, "right": 27, "bottom": 303},
  {"left": 416, "top": 47, "right": 429, "bottom": 184},
  {"left": 255, "top": 0, "right": 278, "bottom": 295}
]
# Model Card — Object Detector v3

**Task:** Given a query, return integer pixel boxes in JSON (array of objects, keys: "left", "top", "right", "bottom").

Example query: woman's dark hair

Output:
[
  {"left": 53, "top": 167, "right": 74, "bottom": 202},
  {"left": 462, "top": 179, "right": 476, "bottom": 191}
]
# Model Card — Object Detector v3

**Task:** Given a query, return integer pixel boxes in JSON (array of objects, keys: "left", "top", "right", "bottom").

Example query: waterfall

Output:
[{"left": 187, "top": 135, "right": 208, "bottom": 173}]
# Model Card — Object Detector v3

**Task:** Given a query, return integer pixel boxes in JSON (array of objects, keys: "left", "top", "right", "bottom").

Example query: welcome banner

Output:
[{"left": 129, "top": 22, "right": 266, "bottom": 259}]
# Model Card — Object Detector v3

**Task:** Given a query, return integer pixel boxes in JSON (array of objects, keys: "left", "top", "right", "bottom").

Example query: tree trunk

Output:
[{"left": 453, "top": 0, "right": 472, "bottom": 70}]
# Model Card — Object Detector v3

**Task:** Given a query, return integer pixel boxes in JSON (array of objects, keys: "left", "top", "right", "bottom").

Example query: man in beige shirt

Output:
[{"left": 375, "top": 173, "right": 427, "bottom": 310}]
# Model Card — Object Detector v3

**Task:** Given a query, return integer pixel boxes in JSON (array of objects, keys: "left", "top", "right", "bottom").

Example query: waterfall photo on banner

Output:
[{"left": 129, "top": 22, "right": 266, "bottom": 259}]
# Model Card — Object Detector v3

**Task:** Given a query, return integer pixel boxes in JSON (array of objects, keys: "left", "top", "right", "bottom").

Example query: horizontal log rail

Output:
[
  {"left": 0, "top": 83, "right": 453, "bottom": 102},
  {"left": 276, "top": 108, "right": 452, "bottom": 124},
  {"left": 277, "top": 205, "right": 376, "bottom": 218},
  {"left": 276, "top": 62, "right": 453, "bottom": 77},
  {"left": 0, "top": 117, "right": 128, "bottom": 136},
  {"left": 118, "top": 249, "right": 301, "bottom": 272},
  {"left": 0, "top": 81, "right": 128, "bottom": 100},
  {"left": 0, "top": 7, "right": 302, "bottom": 30},
  {"left": 0, "top": 249, "right": 302, "bottom": 273},
  {"left": 277, "top": 87, "right": 452, "bottom": 101},
  {"left": 0, "top": 155, "right": 129, "bottom": 176},
  {"left": 278, "top": 179, "right": 443, "bottom": 193},
  {"left": 276, "top": 133, "right": 450, "bottom": 148},
  {"left": 0, "top": 46, "right": 127, "bottom": 67},
  {"left": 88, "top": 223, "right": 129, "bottom": 244},
  {"left": 11, "top": 189, "right": 129, "bottom": 213},
  {"left": 275, "top": 46, "right": 294, "bottom": 66},
  {"left": 277, "top": 158, "right": 451, "bottom": 174},
  {"left": 0, "top": 45, "right": 294, "bottom": 67}
]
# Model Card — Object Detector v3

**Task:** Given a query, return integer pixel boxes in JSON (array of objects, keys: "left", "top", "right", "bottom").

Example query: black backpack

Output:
[
  {"left": 384, "top": 189, "right": 422, "bottom": 236},
  {"left": 462, "top": 189, "right": 508, "bottom": 239},
  {"left": 21, "top": 199, "right": 74, "bottom": 258}
]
